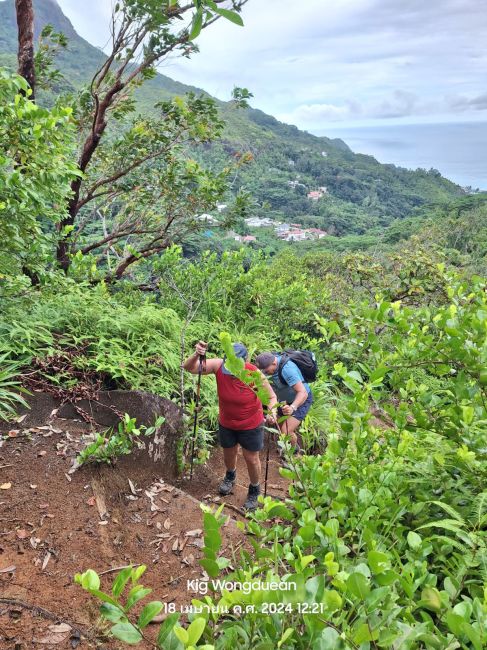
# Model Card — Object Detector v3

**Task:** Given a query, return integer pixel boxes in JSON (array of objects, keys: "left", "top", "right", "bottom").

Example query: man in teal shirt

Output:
[{"left": 255, "top": 352, "right": 313, "bottom": 452}]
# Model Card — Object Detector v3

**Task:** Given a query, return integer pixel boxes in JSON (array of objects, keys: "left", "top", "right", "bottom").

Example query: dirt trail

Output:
[{"left": 0, "top": 419, "right": 288, "bottom": 649}]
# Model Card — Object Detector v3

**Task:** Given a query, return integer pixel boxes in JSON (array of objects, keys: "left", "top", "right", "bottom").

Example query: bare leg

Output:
[
  {"left": 279, "top": 416, "right": 302, "bottom": 447},
  {"left": 223, "top": 445, "right": 238, "bottom": 472},
  {"left": 241, "top": 448, "right": 261, "bottom": 485}
]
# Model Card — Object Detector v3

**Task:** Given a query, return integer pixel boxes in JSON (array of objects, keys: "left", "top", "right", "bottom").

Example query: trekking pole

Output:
[
  {"left": 189, "top": 353, "right": 205, "bottom": 480},
  {"left": 264, "top": 425, "right": 272, "bottom": 498}
]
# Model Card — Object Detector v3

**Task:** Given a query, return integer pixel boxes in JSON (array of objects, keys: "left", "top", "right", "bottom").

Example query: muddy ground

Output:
[{"left": 0, "top": 416, "right": 287, "bottom": 649}]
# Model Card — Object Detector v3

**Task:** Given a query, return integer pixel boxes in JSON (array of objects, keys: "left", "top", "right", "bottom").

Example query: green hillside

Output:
[{"left": 0, "top": 0, "right": 465, "bottom": 235}]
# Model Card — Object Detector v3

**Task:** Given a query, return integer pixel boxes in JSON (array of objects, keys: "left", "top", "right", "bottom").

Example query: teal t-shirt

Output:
[{"left": 271, "top": 355, "right": 310, "bottom": 404}]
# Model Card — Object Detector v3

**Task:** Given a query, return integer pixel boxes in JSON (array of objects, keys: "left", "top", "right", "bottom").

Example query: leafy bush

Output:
[{"left": 76, "top": 414, "right": 164, "bottom": 465}]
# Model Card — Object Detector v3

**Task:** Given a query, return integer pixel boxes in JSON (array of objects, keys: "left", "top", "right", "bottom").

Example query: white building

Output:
[
  {"left": 245, "top": 217, "right": 274, "bottom": 228},
  {"left": 284, "top": 229, "right": 307, "bottom": 242},
  {"left": 197, "top": 214, "right": 220, "bottom": 225},
  {"left": 275, "top": 223, "right": 291, "bottom": 234}
]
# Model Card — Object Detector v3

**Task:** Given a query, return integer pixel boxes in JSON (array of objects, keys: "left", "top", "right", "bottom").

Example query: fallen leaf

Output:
[
  {"left": 64, "top": 474, "right": 72, "bottom": 482},
  {"left": 128, "top": 479, "right": 139, "bottom": 495},
  {"left": 7, "top": 430, "right": 19, "bottom": 437},
  {"left": 163, "top": 518, "right": 172, "bottom": 530},
  {"left": 39, "top": 503, "right": 49, "bottom": 509},
  {"left": 33, "top": 622, "right": 71, "bottom": 645},
  {"left": 15, "top": 413, "right": 28, "bottom": 423},
  {"left": 0, "top": 565, "right": 16, "bottom": 573},
  {"left": 86, "top": 497, "right": 96, "bottom": 507},
  {"left": 30, "top": 537, "right": 40, "bottom": 549},
  {"left": 182, "top": 554, "right": 195, "bottom": 566},
  {"left": 172, "top": 538, "right": 179, "bottom": 551},
  {"left": 38, "top": 450, "right": 47, "bottom": 457},
  {"left": 30, "top": 484, "right": 37, "bottom": 489},
  {"left": 185, "top": 529, "right": 202, "bottom": 537},
  {"left": 41, "top": 551, "right": 51, "bottom": 571},
  {"left": 16, "top": 529, "right": 29, "bottom": 539},
  {"left": 0, "top": 483, "right": 12, "bottom": 490}
]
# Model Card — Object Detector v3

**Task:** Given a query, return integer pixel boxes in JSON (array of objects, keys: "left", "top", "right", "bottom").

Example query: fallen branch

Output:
[
  {"left": 221, "top": 502, "right": 244, "bottom": 516},
  {"left": 98, "top": 563, "right": 142, "bottom": 576},
  {"left": 0, "top": 598, "right": 95, "bottom": 641}
]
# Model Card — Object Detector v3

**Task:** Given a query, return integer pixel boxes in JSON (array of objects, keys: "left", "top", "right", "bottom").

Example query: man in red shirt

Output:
[{"left": 184, "top": 341, "right": 277, "bottom": 510}]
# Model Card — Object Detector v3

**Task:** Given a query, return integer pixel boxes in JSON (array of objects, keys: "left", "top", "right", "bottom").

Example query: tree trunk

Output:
[{"left": 15, "top": 0, "right": 36, "bottom": 99}]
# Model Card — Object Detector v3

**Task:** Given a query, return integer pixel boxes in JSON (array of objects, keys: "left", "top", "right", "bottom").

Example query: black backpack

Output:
[{"left": 277, "top": 349, "right": 318, "bottom": 384}]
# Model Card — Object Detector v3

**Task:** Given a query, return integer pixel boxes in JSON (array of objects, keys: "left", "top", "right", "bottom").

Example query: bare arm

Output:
[
  {"left": 282, "top": 381, "right": 309, "bottom": 415},
  {"left": 262, "top": 376, "right": 278, "bottom": 411},
  {"left": 183, "top": 341, "right": 221, "bottom": 375}
]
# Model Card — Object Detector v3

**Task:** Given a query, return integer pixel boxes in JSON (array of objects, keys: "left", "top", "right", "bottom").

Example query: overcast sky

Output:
[{"left": 56, "top": 0, "right": 487, "bottom": 130}]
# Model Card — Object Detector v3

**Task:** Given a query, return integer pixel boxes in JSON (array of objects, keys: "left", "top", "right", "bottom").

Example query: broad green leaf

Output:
[
  {"left": 199, "top": 558, "right": 220, "bottom": 578},
  {"left": 189, "top": 9, "right": 203, "bottom": 39},
  {"left": 174, "top": 625, "right": 189, "bottom": 644},
  {"left": 156, "top": 612, "right": 180, "bottom": 646},
  {"left": 367, "top": 550, "right": 390, "bottom": 575},
  {"left": 187, "top": 617, "right": 206, "bottom": 645},
  {"left": 346, "top": 573, "right": 370, "bottom": 599},
  {"left": 137, "top": 601, "right": 163, "bottom": 629},
  {"left": 126, "top": 586, "right": 152, "bottom": 610},
  {"left": 100, "top": 603, "right": 126, "bottom": 623},
  {"left": 110, "top": 622, "right": 143, "bottom": 644},
  {"left": 407, "top": 531, "right": 422, "bottom": 550},
  {"left": 112, "top": 566, "right": 133, "bottom": 598},
  {"left": 278, "top": 628, "right": 294, "bottom": 648},
  {"left": 77, "top": 569, "right": 100, "bottom": 592},
  {"left": 420, "top": 587, "right": 442, "bottom": 612},
  {"left": 214, "top": 7, "right": 244, "bottom": 26}
]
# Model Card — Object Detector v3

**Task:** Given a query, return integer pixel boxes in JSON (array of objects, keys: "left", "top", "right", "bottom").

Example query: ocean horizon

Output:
[{"left": 319, "top": 121, "right": 487, "bottom": 191}]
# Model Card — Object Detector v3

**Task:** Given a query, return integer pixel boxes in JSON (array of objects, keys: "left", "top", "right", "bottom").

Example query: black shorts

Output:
[{"left": 218, "top": 423, "right": 264, "bottom": 452}]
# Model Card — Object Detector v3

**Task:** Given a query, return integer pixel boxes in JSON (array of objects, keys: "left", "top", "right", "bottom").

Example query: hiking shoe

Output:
[
  {"left": 243, "top": 484, "right": 261, "bottom": 511},
  {"left": 219, "top": 471, "right": 236, "bottom": 496}
]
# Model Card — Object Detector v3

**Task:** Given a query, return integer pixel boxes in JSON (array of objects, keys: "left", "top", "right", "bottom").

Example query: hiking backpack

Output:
[{"left": 277, "top": 349, "right": 318, "bottom": 384}]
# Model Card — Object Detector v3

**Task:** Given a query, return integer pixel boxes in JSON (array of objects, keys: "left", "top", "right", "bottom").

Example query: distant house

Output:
[
  {"left": 242, "top": 235, "right": 257, "bottom": 243},
  {"left": 284, "top": 229, "right": 307, "bottom": 242},
  {"left": 275, "top": 223, "right": 291, "bottom": 234},
  {"left": 216, "top": 204, "right": 227, "bottom": 213},
  {"left": 244, "top": 217, "right": 274, "bottom": 228},
  {"left": 321, "top": 151, "right": 328, "bottom": 157},
  {"left": 307, "top": 191, "right": 323, "bottom": 201},
  {"left": 307, "top": 228, "right": 328, "bottom": 239},
  {"left": 197, "top": 213, "right": 219, "bottom": 224}
]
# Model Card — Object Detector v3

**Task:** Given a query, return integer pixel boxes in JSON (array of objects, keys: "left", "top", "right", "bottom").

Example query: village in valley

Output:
[{"left": 197, "top": 185, "right": 329, "bottom": 245}]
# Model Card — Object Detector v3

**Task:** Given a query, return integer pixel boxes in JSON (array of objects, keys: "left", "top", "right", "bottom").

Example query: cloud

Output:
[{"left": 55, "top": 0, "right": 487, "bottom": 128}]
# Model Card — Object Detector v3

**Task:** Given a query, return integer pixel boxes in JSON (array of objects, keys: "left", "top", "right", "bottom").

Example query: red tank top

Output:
[{"left": 215, "top": 362, "right": 264, "bottom": 430}]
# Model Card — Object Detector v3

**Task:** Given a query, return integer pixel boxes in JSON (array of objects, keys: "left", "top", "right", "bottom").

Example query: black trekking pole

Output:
[
  {"left": 264, "top": 416, "right": 278, "bottom": 498},
  {"left": 264, "top": 426, "right": 272, "bottom": 497},
  {"left": 189, "top": 353, "right": 205, "bottom": 480}
]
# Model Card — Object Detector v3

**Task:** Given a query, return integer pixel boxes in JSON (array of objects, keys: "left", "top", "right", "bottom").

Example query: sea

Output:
[{"left": 320, "top": 121, "right": 487, "bottom": 191}]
